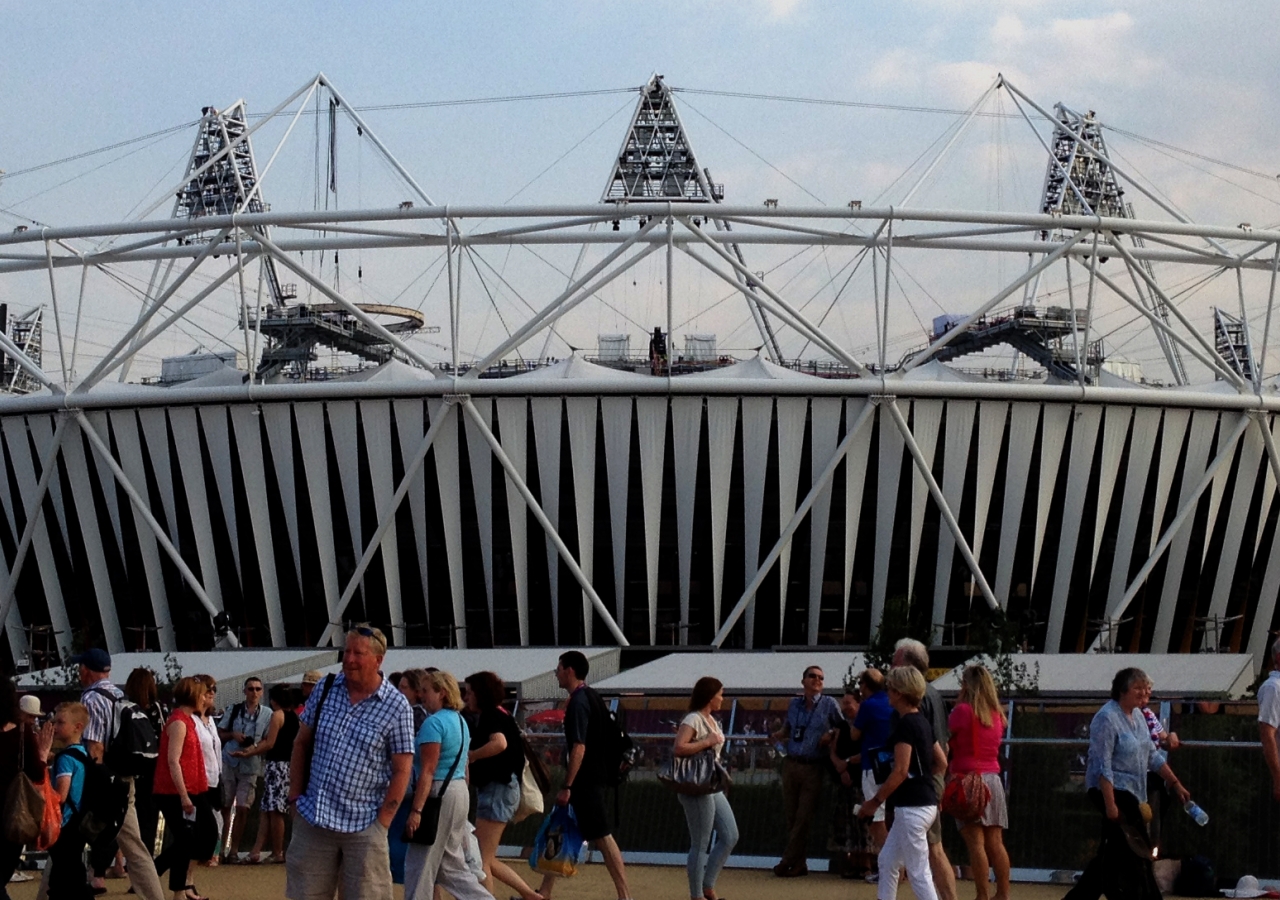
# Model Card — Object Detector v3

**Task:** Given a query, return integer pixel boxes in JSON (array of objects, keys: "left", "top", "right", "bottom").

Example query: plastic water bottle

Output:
[{"left": 1183, "top": 800, "right": 1209, "bottom": 826}]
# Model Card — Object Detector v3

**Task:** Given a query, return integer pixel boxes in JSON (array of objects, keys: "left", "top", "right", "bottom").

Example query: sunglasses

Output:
[{"left": 804, "top": 673, "right": 824, "bottom": 681}]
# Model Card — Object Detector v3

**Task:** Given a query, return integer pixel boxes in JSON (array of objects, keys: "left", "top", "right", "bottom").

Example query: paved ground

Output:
[{"left": 9, "top": 857, "right": 1073, "bottom": 899}]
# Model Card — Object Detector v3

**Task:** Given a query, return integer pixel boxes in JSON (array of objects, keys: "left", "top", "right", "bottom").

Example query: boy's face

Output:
[{"left": 52, "top": 712, "right": 82, "bottom": 743}]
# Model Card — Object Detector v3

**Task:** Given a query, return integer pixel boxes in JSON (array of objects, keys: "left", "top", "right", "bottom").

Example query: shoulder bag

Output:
[
  {"left": 658, "top": 716, "right": 732, "bottom": 795},
  {"left": 2, "top": 725, "right": 46, "bottom": 844},
  {"left": 403, "top": 714, "right": 465, "bottom": 846},
  {"left": 940, "top": 714, "right": 992, "bottom": 821}
]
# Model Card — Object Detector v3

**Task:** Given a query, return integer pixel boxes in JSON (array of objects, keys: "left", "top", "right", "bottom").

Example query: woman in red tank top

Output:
[{"left": 154, "top": 677, "right": 210, "bottom": 900}]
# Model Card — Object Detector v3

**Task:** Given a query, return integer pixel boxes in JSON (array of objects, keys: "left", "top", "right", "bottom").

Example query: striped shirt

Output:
[
  {"left": 80, "top": 678, "right": 121, "bottom": 747},
  {"left": 296, "top": 673, "right": 415, "bottom": 833}
]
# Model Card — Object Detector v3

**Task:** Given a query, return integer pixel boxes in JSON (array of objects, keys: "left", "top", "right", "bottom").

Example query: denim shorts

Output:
[{"left": 476, "top": 773, "right": 521, "bottom": 823}]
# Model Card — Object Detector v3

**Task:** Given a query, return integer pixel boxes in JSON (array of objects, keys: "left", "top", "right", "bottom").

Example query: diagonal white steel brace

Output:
[
  {"left": 904, "top": 229, "right": 1090, "bottom": 372},
  {"left": 42, "top": 239, "right": 69, "bottom": 383},
  {"left": 886, "top": 397, "right": 1000, "bottom": 611},
  {"left": 468, "top": 219, "right": 663, "bottom": 373},
  {"left": 1096, "top": 410, "right": 1252, "bottom": 646},
  {"left": 460, "top": 396, "right": 629, "bottom": 647},
  {"left": 317, "top": 398, "right": 457, "bottom": 648},
  {"left": 711, "top": 401, "right": 876, "bottom": 648},
  {"left": 73, "top": 410, "right": 238, "bottom": 647},
  {"left": 257, "top": 232, "right": 446, "bottom": 377},
  {"left": 0, "top": 416, "right": 68, "bottom": 649}
]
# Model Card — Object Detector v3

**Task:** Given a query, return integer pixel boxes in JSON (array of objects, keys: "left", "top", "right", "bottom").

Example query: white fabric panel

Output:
[
  {"left": 1045, "top": 405, "right": 1101, "bottom": 653},
  {"left": 1201, "top": 423, "right": 1236, "bottom": 567},
  {"left": 359, "top": 401, "right": 403, "bottom": 646},
  {"left": 1031, "top": 404, "right": 1072, "bottom": 591},
  {"left": 933, "top": 400, "right": 975, "bottom": 633},
  {"left": 229, "top": 406, "right": 284, "bottom": 646},
  {"left": 429, "top": 400, "right": 467, "bottom": 646},
  {"left": 292, "top": 403, "right": 340, "bottom": 622},
  {"left": 705, "top": 398, "right": 737, "bottom": 633},
  {"left": 1247, "top": 497, "right": 1280, "bottom": 664},
  {"left": 496, "top": 398, "right": 530, "bottom": 645},
  {"left": 971, "top": 402, "right": 1008, "bottom": 597},
  {"left": 25, "top": 416, "right": 69, "bottom": 548},
  {"left": 261, "top": 404, "right": 303, "bottom": 591},
  {"left": 2, "top": 417, "right": 74, "bottom": 657},
  {"left": 60, "top": 418, "right": 124, "bottom": 652},
  {"left": 1149, "top": 409, "right": 1190, "bottom": 556},
  {"left": 464, "top": 397, "right": 497, "bottom": 629},
  {"left": 326, "top": 403, "right": 364, "bottom": 571},
  {"left": 636, "top": 398, "right": 667, "bottom": 645},
  {"left": 0, "top": 429, "right": 25, "bottom": 663},
  {"left": 872, "top": 402, "right": 904, "bottom": 629},
  {"left": 906, "top": 401, "right": 942, "bottom": 602},
  {"left": 0, "top": 424, "right": 16, "bottom": 537},
  {"left": 671, "top": 397, "right": 703, "bottom": 644},
  {"left": 807, "top": 398, "right": 841, "bottom": 645},
  {"left": 565, "top": 397, "right": 598, "bottom": 642},
  {"left": 393, "top": 399, "right": 432, "bottom": 635},
  {"left": 197, "top": 406, "right": 242, "bottom": 581},
  {"left": 1151, "top": 410, "right": 1219, "bottom": 652},
  {"left": 1253, "top": 415, "right": 1280, "bottom": 560},
  {"left": 1202, "top": 426, "right": 1264, "bottom": 647},
  {"left": 740, "top": 397, "right": 773, "bottom": 647},
  {"left": 166, "top": 408, "right": 225, "bottom": 618},
  {"left": 135, "top": 410, "right": 178, "bottom": 547},
  {"left": 994, "top": 403, "right": 1039, "bottom": 606},
  {"left": 530, "top": 398, "right": 563, "bottom": 642},
  {"left": 774, "top": 397, "right": 808, "bottom": 634},
  {"left": 85, "top": 411, "right": 126, "bottom": 564},
  {"left": 1090, "top": 407, "right": 1133, "bottom": 580},
  {"left": 1104, "top": 407, "right": 1161, "bottom": 618},
  {"left": 842, "top": 400, "right": 872, "bottom": 626},
  {"left": 106, "top": 411, "right": 176, "bottom": 651},
  {"left": 601, "top": 397, "right": 633, "bottom": 628}
]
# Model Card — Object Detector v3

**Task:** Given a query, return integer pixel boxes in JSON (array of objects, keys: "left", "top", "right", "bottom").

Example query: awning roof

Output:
[
  {"left": 592, "top": 650, "right": 866, "bottom": 695},
  {"left": 17, "top": 648, "right": 338, "bottom": 690}
]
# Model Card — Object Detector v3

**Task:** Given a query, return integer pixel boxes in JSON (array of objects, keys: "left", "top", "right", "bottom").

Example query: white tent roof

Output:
[
  {"left": 898, "top": 360, "right": 986, "bottom": 383},
  {"left": 313, "top": 646, "right": 620, "bottom": 700},
  {"left": 592, "top": 651, "right": 866, "bottom": 695},
  {"left": 180, "top": 364, "right": 247, "bottom": 388},
  {"left": 510, "top": 353, "right": 648, "bottom": 382},
  {"left": 17, "top": 648, "right": 338, "bottom": 690},
  {"left": 684, "top": 355, "right": 815, "bottom": 381},
  {"left": 929, "top": 653, "right": 1257, "bottom": 699},
  {"left": 332, "top": 360, "right": 435, "bottom": 382}
]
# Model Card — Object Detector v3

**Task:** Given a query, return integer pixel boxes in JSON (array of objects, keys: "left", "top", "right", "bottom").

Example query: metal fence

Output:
[{"left": 513, "top": 731, "right": 1279, "bottom": 880}]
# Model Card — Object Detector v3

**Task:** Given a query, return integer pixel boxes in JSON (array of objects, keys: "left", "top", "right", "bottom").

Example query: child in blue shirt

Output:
[{"left": 49, "top": 701, "right": 93, "bottom": 900}]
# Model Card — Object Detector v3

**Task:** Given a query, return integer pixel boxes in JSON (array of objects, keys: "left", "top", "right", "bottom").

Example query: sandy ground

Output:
[{"left": 9, "top": 857, "right": 1072, "bottom": 900}]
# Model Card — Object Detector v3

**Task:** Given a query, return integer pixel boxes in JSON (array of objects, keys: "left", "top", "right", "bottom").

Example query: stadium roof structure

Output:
[{"left": 592, "top": 650, "right": 867, "bottom": 695}]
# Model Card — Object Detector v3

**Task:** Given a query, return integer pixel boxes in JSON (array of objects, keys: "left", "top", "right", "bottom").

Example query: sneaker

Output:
[{"left": 864, "top": 872, "right": 879, "bottom": 884}]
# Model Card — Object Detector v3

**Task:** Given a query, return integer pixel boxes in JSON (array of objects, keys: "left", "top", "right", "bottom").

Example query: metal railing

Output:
[{"left": 511, "top": 731, "right": 1278, "bottom": 879}]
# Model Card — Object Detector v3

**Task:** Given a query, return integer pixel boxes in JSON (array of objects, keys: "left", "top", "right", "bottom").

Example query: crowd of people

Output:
[{"left": 1, "top": 633, "right": 1278, "bottom": 900}]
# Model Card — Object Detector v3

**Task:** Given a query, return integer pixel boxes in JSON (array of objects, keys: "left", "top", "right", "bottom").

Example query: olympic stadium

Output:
[{"left": 1, "top": 74, "right": 1278, "bottom": 673}]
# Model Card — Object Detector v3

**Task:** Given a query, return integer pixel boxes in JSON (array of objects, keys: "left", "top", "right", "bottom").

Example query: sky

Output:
[{"left": 2, "top": 1, "right": 1278, "bottom": 381}]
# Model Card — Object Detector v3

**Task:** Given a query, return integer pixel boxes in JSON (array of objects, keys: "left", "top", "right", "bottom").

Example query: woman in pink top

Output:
[{"left": 947, "top": 665, "right": 1010, "bottom": 900}]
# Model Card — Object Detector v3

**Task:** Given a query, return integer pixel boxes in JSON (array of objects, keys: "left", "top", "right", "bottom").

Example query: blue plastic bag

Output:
[{"left": 529, "top": 805, "right": 586, "bottom": 877}]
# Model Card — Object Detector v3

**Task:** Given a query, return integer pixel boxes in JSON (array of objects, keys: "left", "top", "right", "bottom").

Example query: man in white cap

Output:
[{"left": 1260, "top": 635, "right": 1280, "bottom": 802}]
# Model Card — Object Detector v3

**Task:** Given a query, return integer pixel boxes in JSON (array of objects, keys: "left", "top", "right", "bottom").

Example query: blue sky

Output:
[{"left": 2, "top": 2, "right": 1278, "bottom": 377}]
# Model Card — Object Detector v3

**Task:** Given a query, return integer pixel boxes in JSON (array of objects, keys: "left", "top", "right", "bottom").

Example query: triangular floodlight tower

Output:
[
  {"left": 602, "top": 75, "right": 783, "bottom": 362},
  {"left": 1030, "top": 104, "right": 1188, "bottom": 384}
]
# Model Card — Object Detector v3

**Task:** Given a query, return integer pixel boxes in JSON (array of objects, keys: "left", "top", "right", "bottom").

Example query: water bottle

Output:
[{"left": 1183, "top": 800, "right": 1209, "bottom": 826}]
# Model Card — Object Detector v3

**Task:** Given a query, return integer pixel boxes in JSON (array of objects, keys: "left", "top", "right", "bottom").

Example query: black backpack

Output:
[
  {"left": 59, "top": 744, "right": 130, "bottom": 844},
  {"left": 92, "top": 687, "right": 160, "bottom": 777},
  {"left": 585, "top": 688, "right": 640, "bottom": 787}
]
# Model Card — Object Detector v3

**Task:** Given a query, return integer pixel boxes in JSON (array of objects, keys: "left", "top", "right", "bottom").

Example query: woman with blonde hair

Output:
[
  {"left": 947, "top": 665, "right": 1011, "bottom": 900},
  {"left": 403, "top": 670, "right": 491, "bottom": 900}
]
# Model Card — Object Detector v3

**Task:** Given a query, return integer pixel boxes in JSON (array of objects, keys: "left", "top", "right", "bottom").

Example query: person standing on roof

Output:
[
  {"left": 74, "top": 648, "right": 165, "bottom": 900},
  {"left": 770, "top": 664, "right": 842, "bottom": 878}
]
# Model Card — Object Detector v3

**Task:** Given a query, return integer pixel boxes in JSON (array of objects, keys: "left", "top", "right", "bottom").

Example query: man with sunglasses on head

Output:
[
  {"left": 218, "top": 676, "right": 270, "bottom": 862},
  {"left": 770, "top": 666, "right": 842, "bottom": 877}
]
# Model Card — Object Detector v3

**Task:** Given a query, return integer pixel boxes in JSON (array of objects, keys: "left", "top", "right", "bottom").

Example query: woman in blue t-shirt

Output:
[{"left": 403, "top": 670, "right": 489, "bottom": 900}]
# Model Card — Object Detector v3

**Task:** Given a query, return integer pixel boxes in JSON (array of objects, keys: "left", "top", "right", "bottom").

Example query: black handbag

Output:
[
  {"left": 658, "top": 748, "right": 732, "bottom": 795},
  {"left": 402, "top": 715, "right": 465, "bottom": 846}
]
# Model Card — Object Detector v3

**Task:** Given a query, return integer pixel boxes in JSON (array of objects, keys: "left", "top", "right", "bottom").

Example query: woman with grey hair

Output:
[{"left": 1064, "top": 668, "right": 1195, "bottom": 900}]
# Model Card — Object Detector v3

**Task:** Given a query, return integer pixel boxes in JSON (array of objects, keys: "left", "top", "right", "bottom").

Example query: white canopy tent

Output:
[{"left": 592, "top": 650, "right": 867, "bottom": 696}]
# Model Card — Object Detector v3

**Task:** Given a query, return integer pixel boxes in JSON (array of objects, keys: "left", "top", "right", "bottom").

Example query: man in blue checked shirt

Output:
[{"left": 285, "top": 624, "right": 415, "bottom": 900}]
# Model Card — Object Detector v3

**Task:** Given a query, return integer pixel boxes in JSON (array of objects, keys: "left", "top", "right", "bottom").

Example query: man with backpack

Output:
[
  {"left": 536, "top": 650, "right": 633, "bottom": 900},
  {"left": 74, "top": 648, "right": 164, "bottom": 900}
]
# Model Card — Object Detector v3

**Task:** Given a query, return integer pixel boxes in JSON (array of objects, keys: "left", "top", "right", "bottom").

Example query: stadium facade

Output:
[{"left": 1, "top": 74, "right": 1278, "bottom": 671}]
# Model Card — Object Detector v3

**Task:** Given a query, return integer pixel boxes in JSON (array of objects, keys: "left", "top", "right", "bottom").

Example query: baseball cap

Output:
[
  {"left": 19, "top": 695, "right": 42, "bottom": 717},
  {"left": 301, "top": 670, "right": 323, "bottom": 685},
  {"left": 68, "top": 647, "right": 111, "bottom": 671}
]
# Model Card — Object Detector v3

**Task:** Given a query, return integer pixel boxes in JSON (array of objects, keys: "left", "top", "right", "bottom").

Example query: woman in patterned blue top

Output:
[{"left": 1065, "top": 668, "right": 1193, "bottom": 900}]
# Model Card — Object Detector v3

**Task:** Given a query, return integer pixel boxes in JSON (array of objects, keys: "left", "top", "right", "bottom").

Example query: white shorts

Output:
[{"left": 861, "top": 769, "right": 887, "bottom": 822}]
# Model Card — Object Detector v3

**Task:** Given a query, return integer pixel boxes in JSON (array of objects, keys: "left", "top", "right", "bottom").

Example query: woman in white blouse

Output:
[{"left": 673, "top": 676, "right": 739, "bottom": 900}]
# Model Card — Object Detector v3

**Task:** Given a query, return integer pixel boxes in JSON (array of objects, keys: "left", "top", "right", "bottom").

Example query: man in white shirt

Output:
[{"left": 1259, "top": 636, "right": 1280, "bottom": 802}]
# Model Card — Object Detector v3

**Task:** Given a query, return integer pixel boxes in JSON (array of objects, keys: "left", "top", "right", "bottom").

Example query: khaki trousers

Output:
[{"left": 780, "top": 757, "right": 825, "bottom": 868}]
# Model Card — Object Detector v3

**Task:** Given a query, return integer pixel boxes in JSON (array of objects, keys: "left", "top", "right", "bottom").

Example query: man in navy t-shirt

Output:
[{"left": 848, "top": 668, "right": 894, "bottom": 875}]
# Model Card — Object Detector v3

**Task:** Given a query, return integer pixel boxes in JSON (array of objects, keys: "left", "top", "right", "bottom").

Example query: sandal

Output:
[
  {"left": 265, "top": 855, "right": 286, "bottom": 865},
  {"left": 246, "top": 853, "right": 262, "bottom": 864},
  {"left": 185, "top": 887, "right": 209, "bottom": 900}
]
